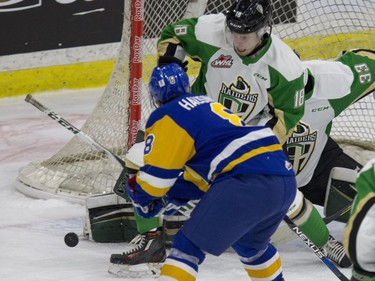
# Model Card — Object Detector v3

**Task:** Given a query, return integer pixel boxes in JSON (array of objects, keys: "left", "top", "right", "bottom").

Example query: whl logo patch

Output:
[{"left": 211, "top": 54, "right": 233, "bottom": 68}]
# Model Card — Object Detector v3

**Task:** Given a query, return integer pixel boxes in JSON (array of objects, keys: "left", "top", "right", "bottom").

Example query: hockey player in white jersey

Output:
[
  {"left": 108, "top": 0, "right": 375, "bottom": 273},
  {"left": 158, "top": 0, "right": 306, "bottom": 143}
]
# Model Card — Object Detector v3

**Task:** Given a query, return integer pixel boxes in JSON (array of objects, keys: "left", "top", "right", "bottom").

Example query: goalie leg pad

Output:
[
  {"left": 85, "top": 193, "right": 192, "bottom": 244},
  {"left": 324, "top": 167, "right": 358, "bottom": 223},
  {"left": 164, "top": 210, "right": 191, "bottom": 244},
  {"left": 84, "top": 193, "right": 138, "bottom": 243}
]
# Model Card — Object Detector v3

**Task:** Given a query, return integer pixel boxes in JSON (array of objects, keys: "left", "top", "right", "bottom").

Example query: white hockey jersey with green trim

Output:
[
  {"left": 291, "top": 50, "right": 375, "bottom": 187},
  {"left": 158, "top": 13, "right": 306, "bottom": 145}
]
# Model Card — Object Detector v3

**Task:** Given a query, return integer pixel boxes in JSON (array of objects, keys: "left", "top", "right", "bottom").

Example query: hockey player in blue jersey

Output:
[{"left": 119, "top": 63, "right": 296, "bottom": 281}]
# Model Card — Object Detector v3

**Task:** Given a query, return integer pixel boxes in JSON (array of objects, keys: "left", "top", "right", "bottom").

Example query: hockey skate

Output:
[
  {"left": 321, "top": 235, "right": 352, "bottom": 268},
  {"left": 108, "top": 229, "right": 166, "bottom": 278}
]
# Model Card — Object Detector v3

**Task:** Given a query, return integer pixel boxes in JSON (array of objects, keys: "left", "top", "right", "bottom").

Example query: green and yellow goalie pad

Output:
[{"left": 324, "top": 167, "right": 358, "bottom": 223}]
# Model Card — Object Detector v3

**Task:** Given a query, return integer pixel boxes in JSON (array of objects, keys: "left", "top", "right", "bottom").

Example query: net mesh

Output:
[{"left": 16, "top": 0, "right": 375, "bottom": 203}]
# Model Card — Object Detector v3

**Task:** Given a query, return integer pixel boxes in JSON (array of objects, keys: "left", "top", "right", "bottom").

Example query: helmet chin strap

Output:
[{"left": 247, "top": 27, "right": 271, "bottom": 57}]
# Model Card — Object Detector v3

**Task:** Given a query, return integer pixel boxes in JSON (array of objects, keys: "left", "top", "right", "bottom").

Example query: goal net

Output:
[{"left": 16, "top": 0, "right": 375, "bottom": 203}]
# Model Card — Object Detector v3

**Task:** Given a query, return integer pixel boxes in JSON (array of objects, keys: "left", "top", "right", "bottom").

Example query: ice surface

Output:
[{"left": 0, "top": 89, "right": 352, "bottom": 280}]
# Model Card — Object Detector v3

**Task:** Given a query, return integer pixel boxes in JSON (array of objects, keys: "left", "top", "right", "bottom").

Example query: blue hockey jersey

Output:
[{"left": 137, "top": 94, "right": 294, "bottom": 198}]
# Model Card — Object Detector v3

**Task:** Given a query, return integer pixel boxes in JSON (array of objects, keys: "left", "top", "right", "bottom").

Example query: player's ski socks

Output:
[{"left": 298, "top": 205, "right": 329, "bottom": 247}]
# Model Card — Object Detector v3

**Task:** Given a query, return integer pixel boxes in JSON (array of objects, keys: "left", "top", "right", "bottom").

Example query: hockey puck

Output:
[{"left": 64, "top": 232, "right": 79, "bottom": 247}]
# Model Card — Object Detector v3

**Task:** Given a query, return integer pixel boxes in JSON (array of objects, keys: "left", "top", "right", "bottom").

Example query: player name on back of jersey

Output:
[{"left": 178, "top": 95, "right": 212, "bottom": 110}]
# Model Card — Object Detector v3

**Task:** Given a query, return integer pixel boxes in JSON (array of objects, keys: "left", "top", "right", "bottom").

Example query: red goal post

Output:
[
  {"left": 16, "top": 0, "right": 375, "bottom": 203},
  {"left": 128, "top": 0, "right": 143, "bottom": 148}
]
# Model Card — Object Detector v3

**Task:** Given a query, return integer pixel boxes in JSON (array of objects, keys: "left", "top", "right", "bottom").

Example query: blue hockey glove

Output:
[
  {"left": 126, "top": 176, "right": 165, "bottom": 218},
  {"left": 135, "top": 199, "right": 165, "bottom": 218},
  {"left": 162, "top": 195, "right": 190, "bottom": 216}
]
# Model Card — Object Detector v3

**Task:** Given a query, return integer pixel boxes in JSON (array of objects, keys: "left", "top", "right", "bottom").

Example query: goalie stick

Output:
[
  {"left": 25, "top": 94, "right": 125, "bottom": 167},
  {"left": 283, "top": 216, "right": 350, "bottom": 281},
  {"left": 323, "top": 203, "right": 352, "bottom": 224}
]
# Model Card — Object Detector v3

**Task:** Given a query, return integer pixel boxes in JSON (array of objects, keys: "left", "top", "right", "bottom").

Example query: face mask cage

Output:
[{"left": 149, "top": 92, "right": 161, "bottom": 109}]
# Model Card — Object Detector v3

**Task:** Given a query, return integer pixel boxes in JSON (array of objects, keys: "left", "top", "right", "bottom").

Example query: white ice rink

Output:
[{"left": 0, "top": 89, "right": 352, "bottom": 280}]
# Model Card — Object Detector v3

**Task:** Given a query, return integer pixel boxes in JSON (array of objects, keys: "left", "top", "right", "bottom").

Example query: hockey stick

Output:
[
  {"left": 283, "top": 216, "right": 349, "bottom": 281},
  {"left": 271, "top": 203, "right": 352, "bottom": 247},
  {"left": 323, "top": 203, "right": 352, "bottom": 224},
  {"left": 25, "top": 94, "right": 125, "bottom": 167}
]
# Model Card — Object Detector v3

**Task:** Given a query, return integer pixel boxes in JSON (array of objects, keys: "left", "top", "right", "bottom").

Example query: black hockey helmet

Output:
[{"left": 226, "top": 0, "right": 272, "bottom": 34}]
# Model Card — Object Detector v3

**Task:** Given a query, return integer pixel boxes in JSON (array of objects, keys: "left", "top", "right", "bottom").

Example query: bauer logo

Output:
[{"left": 0, "top": 0, "right": 41, "bottom": 12}]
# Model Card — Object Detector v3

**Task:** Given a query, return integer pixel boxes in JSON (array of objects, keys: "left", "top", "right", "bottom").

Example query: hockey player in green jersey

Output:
[
  {"left": 343, "top": 158, "right": 375, "bottom": 281},
  {"left": 108, "top": 0, "right": 375, "bottom": 274}
]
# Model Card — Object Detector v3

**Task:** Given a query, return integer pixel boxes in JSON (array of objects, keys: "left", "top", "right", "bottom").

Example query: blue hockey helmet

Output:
[
  {"left": 148, "top": 63, "right": 190, "bottom": 106},
  {"left": 226, "top": 0, "right": 272, "bottom": 34}
]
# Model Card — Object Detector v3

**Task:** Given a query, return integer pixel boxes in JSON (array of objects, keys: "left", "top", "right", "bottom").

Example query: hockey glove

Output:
[
  {"left": 158, "top": 56, "right": 188, "bottom": 72},
  {"left": 162, "top": 195, "right": 190, "bottom": 216},
  {"left": 126, "top": 176, "right": 165, "bottom": 218},
  {"left": 135, "top": 199, "right": 165, "bottom": 218}
]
